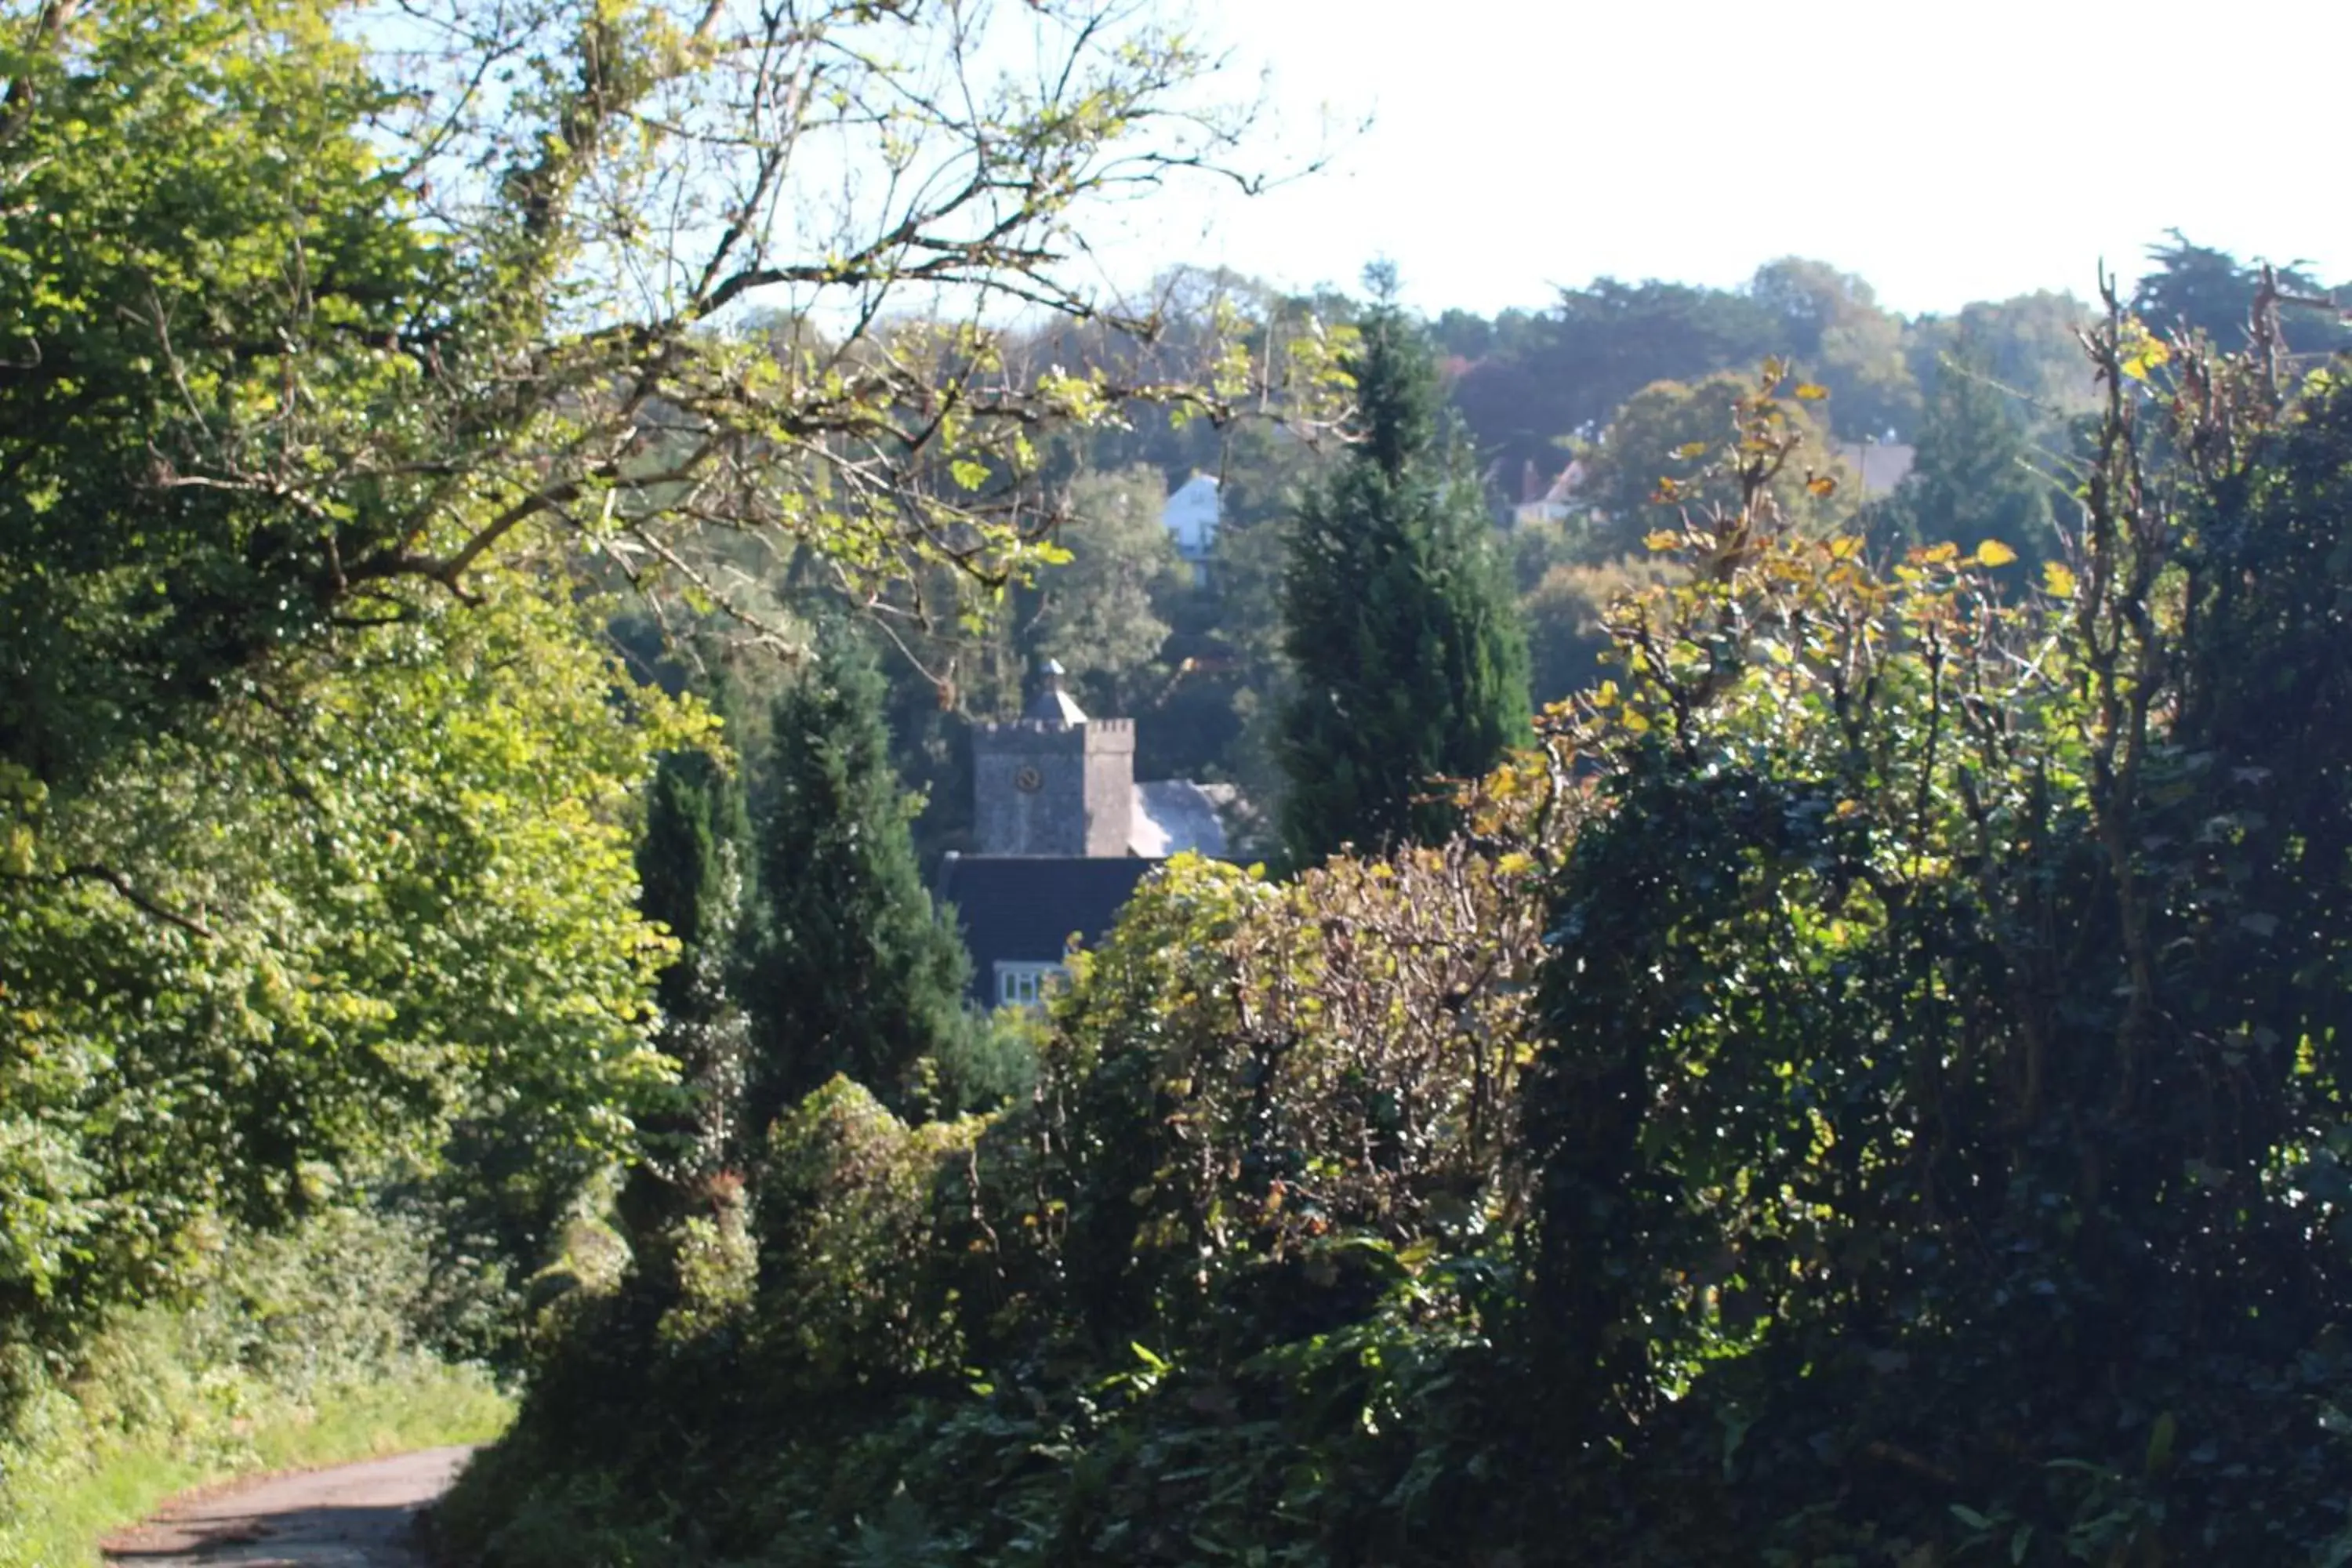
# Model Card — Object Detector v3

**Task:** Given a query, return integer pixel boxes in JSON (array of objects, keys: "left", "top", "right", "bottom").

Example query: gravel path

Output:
[{"left": 100, "top": 1446, "right": 477, "bottom": 1567}]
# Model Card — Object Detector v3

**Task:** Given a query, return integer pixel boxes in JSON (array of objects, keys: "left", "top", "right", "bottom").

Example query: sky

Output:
[{"left": 1078, "top": 0, "right": 2352, "bottom": 320}]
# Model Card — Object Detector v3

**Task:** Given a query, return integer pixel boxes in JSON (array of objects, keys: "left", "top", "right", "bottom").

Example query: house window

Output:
[{"left": 995, "top": 961, "right": 1063, "bottom": 1009}]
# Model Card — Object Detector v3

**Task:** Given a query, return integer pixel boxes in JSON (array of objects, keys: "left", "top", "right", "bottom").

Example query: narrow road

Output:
[{"left": 100, "top": 1446, "right": 476, "bottom": 1567}]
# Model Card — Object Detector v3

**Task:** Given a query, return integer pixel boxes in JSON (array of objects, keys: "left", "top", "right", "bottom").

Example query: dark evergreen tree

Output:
[
  {"left": 1885, "top": 334, "right": 2060, "bottom": 570},
  {"left": 615, "top": 738, "right": 753, "bottom": 1294},
  {"left": 739, "top": 632, "right": 970, "bottom": 1128},
  {"left": 1279, "top": 290, "right": 1530, "bottom": 864},
  {"left": 2132, "top": 230, "right": 2347, "bottom": 354}
]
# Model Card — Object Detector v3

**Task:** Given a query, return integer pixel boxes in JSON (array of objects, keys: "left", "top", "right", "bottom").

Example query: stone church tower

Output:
[{"left": 971, "top": 660, "right": 1134, "bottom": 857}]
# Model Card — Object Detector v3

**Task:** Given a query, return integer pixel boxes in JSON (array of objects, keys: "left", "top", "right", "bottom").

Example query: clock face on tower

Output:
[{"left": 1014, "top": 765, "right": 1044, "bottom": 793}]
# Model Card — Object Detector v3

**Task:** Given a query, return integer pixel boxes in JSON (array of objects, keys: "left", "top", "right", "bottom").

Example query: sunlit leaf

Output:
[{"left": 1974, "top": 539, "right": 2018, "bottom": 568}]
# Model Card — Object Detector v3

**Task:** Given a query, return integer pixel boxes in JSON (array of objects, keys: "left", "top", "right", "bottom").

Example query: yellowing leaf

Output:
[
  {"left": 1921, "top": 542, "right": 1959, "bottom": 565},
  {"left": 1793, "top": 382, "right": 1830, "bottom": 401},
  {"left": 2042, "top": 561, "right": 2078, "bottom": 597},
  {"left": 1673, "top": 441, "right": 1711, "bottom": 459},
  {"left": 2119, "top": 332, "right": 2172, "bottom": 383},
  {"left": 1974, "top": 539, "right": 2018, "bottom": 568},
  {"left": 1806, "top": 474, "right": 1838, "bottom": 498},
  {"left": 1644, "top": 529, "right": 1683, "bottom": 553}
]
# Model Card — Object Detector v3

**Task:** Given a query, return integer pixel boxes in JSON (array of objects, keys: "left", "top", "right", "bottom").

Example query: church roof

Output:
[{"left": 935, "top": 854, "right": 1161, "bottom": 1005}]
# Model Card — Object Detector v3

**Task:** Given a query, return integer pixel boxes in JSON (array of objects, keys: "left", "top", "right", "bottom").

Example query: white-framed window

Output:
[{"left": 995, "top": 961, "right": 1065, "bottom": 1009}]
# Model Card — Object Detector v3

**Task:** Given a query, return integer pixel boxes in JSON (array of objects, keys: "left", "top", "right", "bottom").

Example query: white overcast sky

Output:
[{"left": 1087, "top": 0, "right": 2352, "bottom": 318}]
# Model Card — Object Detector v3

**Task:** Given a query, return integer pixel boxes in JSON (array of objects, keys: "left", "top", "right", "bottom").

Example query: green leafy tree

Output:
[
  {"left": 0, "top": 577, "right": 688, "bottom": 1372},
  {"left": 0, "top": 0, "right": 1346, "bottom": 805},
  {"left": 1906, "top": 290, "right": 2099, "bottom": 423},
  {"left": 0, "top": 0, "right": 1336, "bottom": 1379},
  {"left": 1447, "top": 277, "right": 1780, "bottom": 475},
  {"left": 739, "top": 634, "right": 969, "bottom": 1129},
  {"left": 1021, "top": 465, "right": 1185, "bottom": 717},
  {"left": 1572, "top": 368, "right": 1854, "bottom": 559},
  {"left": 1748, "top": 257, "right": 1919, "bottom": 438},
  {"left": 1521, "top": 554, "right": 1682, "bottom": 708},
  {"left": 1886, "top": 332, "right": 2060, "bottom": 564},
  {"left": 1279, "top": 295, "right": 1530, "bottom": 862}
]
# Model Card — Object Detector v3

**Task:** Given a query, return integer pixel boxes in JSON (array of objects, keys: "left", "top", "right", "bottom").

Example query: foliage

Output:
[
  {"left": 2132, "top": 229, "right": 2347, "bottom": 354},
  {"left": 0, "top": 0, "right": 1347, "bottom": 793},
  {"left": 4, "top": 0, "right": 1340, "bottom": 1411},
  {"left": 441, "top": 776, "right": 1570, "bottom": 1564},
  {"left": 0, "top": 0, "right": 444, "bottom": 788},
  {"left": 0, "top": 578, "right": 683, "bottom": 1377},
  {"left": 1446, "top": 259, "right": 1922, "bottom": 479},
  {"left": 1748, "top": 257, "right": 1921, "bottom": 438},
  {"left": 1447, "top": 274, "right": 1781, "bottom": 471},
  {"left": 1520, "top": 298, "right": 2352, "bottom": 1561},
  {"left": 754, "top": 1078, "right": 989, "bottom": 1385},
  {"left": 1279, "top": 299, "right": 1530, "bottom": 862},
  {"left": 1522, "top": 553, "right": 1683, "bottom": 706},
  {"left": 1569, "top": 365, "right": 1856, "bottom": 558},
  {"left": 0, "top": 1206, "right": 510, "bottom": 1567},
  {"left": 1885, "top": 328, "right": 2063, "bottom": 566},
  {"left": 738, "top": 633, "right": 971, "bottom": 1127},
  {"left": 1907, "top": 290, "right": 2100, "bottom": 425},
  {"left": 909, "top": 1005, "right": 1044, "bottom": 1122},
  {"left": 447, "top": 290, "right": 2352, "bottom": 1563},
  {"left": 1019, "top": 466, "right": 1186, "bottom": 717},
  {"left": 614, "top": 739, "right": 754, "bottom": 1305}
]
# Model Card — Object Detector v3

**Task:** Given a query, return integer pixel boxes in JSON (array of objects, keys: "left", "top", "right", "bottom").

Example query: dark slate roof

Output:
[{"left": 935, "top": 854, "right": 1161, "bottom": 1005}]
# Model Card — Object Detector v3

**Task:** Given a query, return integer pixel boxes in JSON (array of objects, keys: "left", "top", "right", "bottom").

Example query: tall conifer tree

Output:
[
  {"left": 738, "top": 633, "right": 969, "bottom": 1128},
  {"left": 616, "top": 736, "right": 754, "bottom": 1290},
  {"left": 1278, "top": 288, "right": 1530, "bottom": 863}
]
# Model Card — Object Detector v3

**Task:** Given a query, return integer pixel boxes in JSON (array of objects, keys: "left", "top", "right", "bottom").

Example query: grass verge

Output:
[{"left": 1, "top": 1351, "right": 510, "bottom": 1568}]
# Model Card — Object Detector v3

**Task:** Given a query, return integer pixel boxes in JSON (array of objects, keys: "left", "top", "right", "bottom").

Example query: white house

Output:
[{"left": 1162, "top": 473, "right": 1219, "bottom": 583}]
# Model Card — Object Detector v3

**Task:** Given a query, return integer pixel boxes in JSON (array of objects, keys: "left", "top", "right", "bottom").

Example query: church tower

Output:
[{"left": 970, "top": 660, "right": 1134, "bottom": 856}]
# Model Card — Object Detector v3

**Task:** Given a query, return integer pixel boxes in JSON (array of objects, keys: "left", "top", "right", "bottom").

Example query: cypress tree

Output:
[
  {"left": 1278, "top": 293, "right": 1530, "bottom": 864},
  {"left": 618, "top": 736, "right": 753, "bottom": 1292},
  {"left": 738, "top": 631, "right": 969, "bottom": 1130}
]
